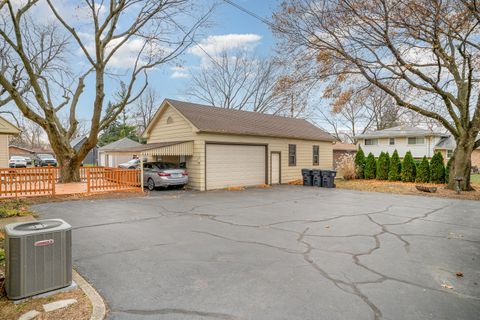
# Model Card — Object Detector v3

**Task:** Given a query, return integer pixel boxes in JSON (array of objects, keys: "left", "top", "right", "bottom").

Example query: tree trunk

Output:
[
  {"left": 448, "top": 138, "right": 474, "bottom": 191},
  {"left": 57, "top": 156, "right": 82, "bottom": 183}
]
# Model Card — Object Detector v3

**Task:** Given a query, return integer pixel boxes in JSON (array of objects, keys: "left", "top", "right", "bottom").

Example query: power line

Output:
[
  {"left": 167, "top": 17, "right": 228, "bottom": 72},
  {"left": 220, "top": 0, "right": 275, "bottom": 28}
]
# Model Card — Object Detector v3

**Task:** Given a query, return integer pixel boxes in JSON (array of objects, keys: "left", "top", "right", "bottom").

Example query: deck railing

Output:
[
  {"left": 53, "top": 166, "right": 106, "bottom": 183},
  {"left": 86, "top": 167, "right": 141, "bottom": 193},
  {"left": 0, "top": 167, "right": 56, "bottom": 198},
  {"left": 0, "top": 166, "right": 142, "bottom": 198}
]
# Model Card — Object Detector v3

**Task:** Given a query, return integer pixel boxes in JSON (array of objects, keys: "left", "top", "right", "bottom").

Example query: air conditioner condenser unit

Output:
[{"left": 5, "top": 219, "right": 72, "bottom": 300}]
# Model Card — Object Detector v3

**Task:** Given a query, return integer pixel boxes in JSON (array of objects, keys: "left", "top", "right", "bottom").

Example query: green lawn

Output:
[{"left": 472, "top": 174, "right": 480, "bottom": 184}]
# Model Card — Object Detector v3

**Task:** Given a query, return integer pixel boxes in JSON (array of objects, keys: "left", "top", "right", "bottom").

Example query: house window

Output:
[
  {"left": 365, "top": 139, "right": 378, "bottom": 146},
  {"left": 288, "top": 144, "right": 296, "bottom": 166},
  {"left": 389, "top": 138, "right": 395, "bottom": 145},
  {"left": 166, "top": 116, "right": 174, "bottom": 124},
  {"left": 313, "top": 145, "right": 319, "bottom": 166},
  {"left": 447, "top": 150, "right": 453, "bottom": 159},
  {"left": 408, "top": 137, "right": 425, "bottom": 145}
]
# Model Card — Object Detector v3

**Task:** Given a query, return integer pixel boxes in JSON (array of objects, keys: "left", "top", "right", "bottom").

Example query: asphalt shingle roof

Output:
[
  {"left": 355, "top": 126, "right": 445, "bottom": 139},
  {"left": 165, "top": 99, "right": 335, "bottom": 142},
  {"left": 98, "top": 137, "right": 142, "bottom": 151}
]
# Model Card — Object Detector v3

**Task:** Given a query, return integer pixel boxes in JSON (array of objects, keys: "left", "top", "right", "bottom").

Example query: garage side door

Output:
[{"left": 206, "top": 144, "right": 266, "bottom": 190}]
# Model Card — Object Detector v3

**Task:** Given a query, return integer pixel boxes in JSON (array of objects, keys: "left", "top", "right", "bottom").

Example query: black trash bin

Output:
[
  {"left": 321, "top": 170, "right": 337, "bottom": 188},
  {"left": 311, "top": 169, "right": 322, "bottom": 186},
  {"left": 301, "top": 169, "right": 313, "bottom": 186}
]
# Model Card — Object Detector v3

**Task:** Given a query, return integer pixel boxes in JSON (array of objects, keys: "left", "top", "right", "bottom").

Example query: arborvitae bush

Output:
[
  {"left": 430, "top": 152, "right": 446, "bottom": 183},
  {"left": 416, "top": 156, "right": 430, "bottom": 183},
  {"left": 364, "top": 153, "right": 377, "bottom": 179},
  {"left": 376, "top": 152, "right": 390, "bottom": 180},
  {"left": 354, "top": 147, "right": 366, "bottom": 179},
  {"left": 388, "top": 150, "right": 402, "bottom": 181},
  {"left": 445, "top": 157, "right": 453, "bottom": 182},
  {"left": 401, "top": 151, "right": 416, "bottom": 182}
]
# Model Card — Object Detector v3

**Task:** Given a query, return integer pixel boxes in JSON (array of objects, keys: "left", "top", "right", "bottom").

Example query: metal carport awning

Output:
[
  {"left": 135, "top": 141, "right": 194, "bottom": 156},
  {"left": 121, "top": 141, "right": 193, "bottom": 189}
]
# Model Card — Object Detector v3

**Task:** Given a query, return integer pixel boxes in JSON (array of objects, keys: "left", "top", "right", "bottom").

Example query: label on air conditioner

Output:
[{"left": 34, "top": 239, "right": 54, "bottom": 247}]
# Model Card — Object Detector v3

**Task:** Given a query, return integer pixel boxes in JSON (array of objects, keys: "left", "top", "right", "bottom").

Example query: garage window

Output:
[
  {"left": 313, "top": 145, "right": 319, "bottom": 165},
  {"left": 288, "top": 144, "right": 296, "bottom": 166}
]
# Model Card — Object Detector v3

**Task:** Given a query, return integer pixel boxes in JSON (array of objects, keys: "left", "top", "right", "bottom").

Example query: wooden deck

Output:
[{"left": 55, "top": 182, "right": 88, "bottom": 195}]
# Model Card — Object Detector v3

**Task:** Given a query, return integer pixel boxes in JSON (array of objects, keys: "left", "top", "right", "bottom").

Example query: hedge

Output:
[
  {"left": 430, "top": 152, "right": 445, "bottom": 183},
  {"left": 364, "top": 153, "right": 377, "bottom": 179},
  {"left": 355, "top": 147, "right": 366, "bottom": 179},
  {"left": 416, "top": 156, "right": 430, "bottom": 183},
  {"left": 376, "top": 152, "right": 390, "bottom": 180},
  {"left": 401, "top": 151, "right": 416, "bottom": 182},
  {"left": 388, "top": 150, "right": 402, "bottom": 181}
]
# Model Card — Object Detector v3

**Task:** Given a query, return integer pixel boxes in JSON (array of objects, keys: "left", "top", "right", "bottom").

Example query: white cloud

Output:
[
  {"left": 188, "top": 34, "right": 262, "bottom": 57},
  {"left": 170, "top": 66, "right": 190, "bottom": 79}
]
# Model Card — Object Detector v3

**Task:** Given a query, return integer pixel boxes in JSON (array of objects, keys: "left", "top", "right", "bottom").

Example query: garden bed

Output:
[{"left": 336, "top": 179, "right": 480, "bottom": 200}]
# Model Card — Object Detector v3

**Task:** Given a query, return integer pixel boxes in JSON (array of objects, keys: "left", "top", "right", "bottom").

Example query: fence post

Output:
[
  {"left": 86, "top": 168, "right": 91, "bottom": 194},
  {"left": 51, "top": 167, "right": 56, "bottom": 196}
]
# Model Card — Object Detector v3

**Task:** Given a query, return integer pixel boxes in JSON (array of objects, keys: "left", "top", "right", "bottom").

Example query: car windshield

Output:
[
  {"left": 154, "top": 162, "right": 178, "bottom": 170},
  {"left": 38, "top": 154, "right": 54, "bottom": 159}
]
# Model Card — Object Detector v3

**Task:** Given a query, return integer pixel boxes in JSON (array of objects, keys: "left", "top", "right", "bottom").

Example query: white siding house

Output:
[{"left": 355, "top": 126, "right": 447, "bottom": 158}]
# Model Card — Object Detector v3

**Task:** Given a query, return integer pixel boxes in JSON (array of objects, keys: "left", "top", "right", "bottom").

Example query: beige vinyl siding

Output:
[
  {"left": 0, "top": 134, "right": 9, "bottom": 167},
  {"left": 192, "top": 133, "right": 332, "bottom": 190},
  {"left": 185, "top": 140, "right": 205, "bottom": 190},
  {"left": 145, "top": 106, "right": 333, "bottom": 191},
  {"left": 147, "top": 105, "right": 196, "bottom": 143}
]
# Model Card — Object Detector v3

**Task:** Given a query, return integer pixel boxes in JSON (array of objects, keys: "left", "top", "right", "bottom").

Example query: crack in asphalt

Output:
[
  {"left": 48, "top": 194, "right": 480, "bottom": 320},
  {"left": 74, "top": 242, "right": 172, "bottom": 261}
]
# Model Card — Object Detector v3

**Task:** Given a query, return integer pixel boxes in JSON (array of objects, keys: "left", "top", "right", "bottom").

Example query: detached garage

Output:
[{"left": 142, "top": 99, "right": 335, "bottom": 191}]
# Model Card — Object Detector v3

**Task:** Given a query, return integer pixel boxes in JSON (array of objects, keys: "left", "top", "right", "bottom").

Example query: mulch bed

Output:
[{"left": 336, "top": 179, "right": 480, "bottom": 201}]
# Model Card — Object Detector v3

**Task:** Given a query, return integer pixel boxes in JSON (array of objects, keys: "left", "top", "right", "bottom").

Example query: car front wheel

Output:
[{"left": 147, "top": 178, "right": 155, "bottom": 191}]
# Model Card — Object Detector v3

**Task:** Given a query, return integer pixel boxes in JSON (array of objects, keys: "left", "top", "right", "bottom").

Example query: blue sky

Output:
[
  {"left": 135, "top": 0, "right": 279, "bottom": 111},
  {"left": 4, "top": 0, "right": 280, "bottom": 126}
]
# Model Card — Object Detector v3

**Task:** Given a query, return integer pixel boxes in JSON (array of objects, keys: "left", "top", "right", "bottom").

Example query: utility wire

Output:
[
  {"left": 167, "top": 16, "right": 227, "bottom": 72},
  {"left": 220, "top": 0, "right": 275, "bottom": 28}
]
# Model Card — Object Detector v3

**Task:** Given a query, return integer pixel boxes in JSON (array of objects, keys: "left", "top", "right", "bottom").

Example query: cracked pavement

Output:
[{"left": 33, "top": 186, "right": 480, "bottom": 320}]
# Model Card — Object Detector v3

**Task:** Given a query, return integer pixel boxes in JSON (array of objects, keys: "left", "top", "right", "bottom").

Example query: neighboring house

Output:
[
  {"left": 0, "top": 116, "right": 21, "bottom": 167},
  {"left": 355, "top": 126, "right": 447, "bottom": 159},
  {"left": 140, "top": 99, "right": 335, "bottom": 191},
  {"left": 71, "top": 136, "right": 98, "bottom": 165},
  {"left": 435, "top": 135, "right": 480, "bottom": 167},
  {"left": 9, "top": 145, "right": 34, "bottom": 157},
  {"left": 98, "top": 137, "right": 143, "bottom": 167},
  {"left": 332, "top": 142, "right": 357, "bottom": 168}
]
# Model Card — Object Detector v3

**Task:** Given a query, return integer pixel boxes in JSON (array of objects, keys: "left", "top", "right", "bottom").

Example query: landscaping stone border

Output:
[{"left": 73, "top": 270, "right": 107, "bottom": 320}]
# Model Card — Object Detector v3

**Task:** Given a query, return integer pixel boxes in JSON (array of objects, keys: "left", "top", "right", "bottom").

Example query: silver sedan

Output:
[{"left": 143, "top": 162, "right": 188, "bottom": 190}]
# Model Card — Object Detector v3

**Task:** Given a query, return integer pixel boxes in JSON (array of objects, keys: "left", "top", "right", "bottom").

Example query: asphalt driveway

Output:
[{"left": 34, "top": 186, "right": 480, "bottom": 320}]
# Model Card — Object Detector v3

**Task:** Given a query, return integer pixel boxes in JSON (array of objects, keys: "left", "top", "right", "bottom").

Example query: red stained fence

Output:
[
  {"left": 86, "top": 168, "right": 141, "bottom": 193},
  {"left": 0, "top": 167, "right": 141, "bottom": 198},
  {"left": 0, "top": 167, "right": 56, "bottom": 198}
]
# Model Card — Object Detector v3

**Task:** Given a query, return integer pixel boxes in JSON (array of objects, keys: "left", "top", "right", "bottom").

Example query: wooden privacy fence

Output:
[
  {"left": 0, "top": 167, "right": 56, "bottom": 198},
  {"left": 86, "top": 168, "right": 141, "bottom": 193}
]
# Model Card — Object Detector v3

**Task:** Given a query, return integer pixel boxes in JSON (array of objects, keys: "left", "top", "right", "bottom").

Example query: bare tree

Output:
[
  {"left": 9, "top": 117, "right": 44, "bottom": 149},
  {"left": 273, "top": 0, "right": 480, "bottom": 190},
  {"left": 133, "top": 87, "right": 159, "bottom": 134},
  {"left": 0, "top": 0, "right": 209, "bottom": 181},
  {"left": 188, "top": 50, "right": 289, "bottom": 114}
]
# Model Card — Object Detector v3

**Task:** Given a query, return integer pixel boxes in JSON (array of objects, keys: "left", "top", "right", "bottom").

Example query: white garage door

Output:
[{"left": 206, "top": 144, "right": 266, "bottom": 190}]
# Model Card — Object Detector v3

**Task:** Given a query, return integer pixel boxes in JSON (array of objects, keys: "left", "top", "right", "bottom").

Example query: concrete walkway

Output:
[{"left": 33, "top": 186, "right": 480, "bottom": 320}]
